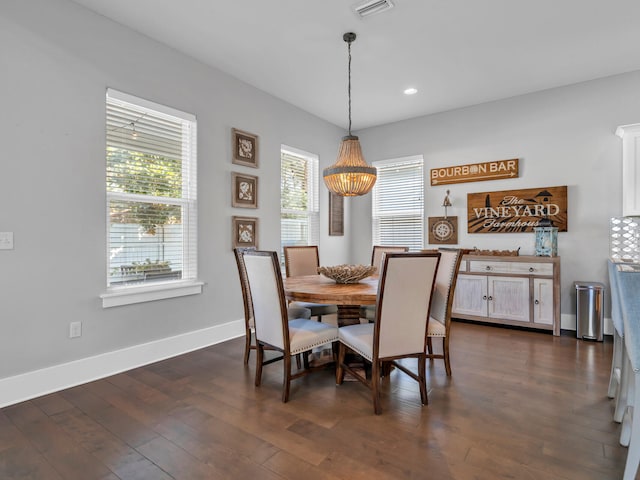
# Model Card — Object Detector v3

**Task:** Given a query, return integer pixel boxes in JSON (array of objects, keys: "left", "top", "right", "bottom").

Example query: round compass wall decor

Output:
[{"left": 428, "top": 216, "right": 458, "bottom": 245}]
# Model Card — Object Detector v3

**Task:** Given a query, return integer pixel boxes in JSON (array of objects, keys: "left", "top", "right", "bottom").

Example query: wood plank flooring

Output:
[{"left": 0, "top": 321, "right": 630, "bottom": 479}]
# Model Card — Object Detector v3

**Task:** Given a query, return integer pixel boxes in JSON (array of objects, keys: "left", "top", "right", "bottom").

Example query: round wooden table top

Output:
[{"left": 284, "top": 274, "right": 378, "bottom": 306}]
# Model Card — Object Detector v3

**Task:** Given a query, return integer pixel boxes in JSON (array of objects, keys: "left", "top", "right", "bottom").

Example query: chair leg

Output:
[
  {"left": 418, "top": 356, "right": 428, "bottom": 405},
  {"left": 443, "top": 336, "right": 452, "bottom": 377},
  {"left": 303, "top": 351, "right": 310, "bottom": 369},
  {"left": 244, "top": 332, "right": 251, "bottom": 365},
  {"left": 427, "top": 336, "right": 433, "bottom": 355},
  {"left": 282, "top": 353, "right": 292, "bottom": 403},
  {"left": 255, "top": 343, "right": 264, "bottom": 386},
  {"left": 336, "top": 343, "right": 346, "bottom": 385},
  {"left": 296, "top": 353, "right": 302, "bottom": 369},
  {"left": 371, "top": 360, "right": 382, "bottom": 415}
]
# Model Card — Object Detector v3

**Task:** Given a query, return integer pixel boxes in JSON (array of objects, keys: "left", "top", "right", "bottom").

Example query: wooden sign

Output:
[
  {"left": 428, "top": 216, "right": 458, "bottom": 244},
  {"left": 467, "top": 185, "right": 567, "bottom": 234},
  {"left": 431, "top": 159, "right": 519, "bottom": 186}
]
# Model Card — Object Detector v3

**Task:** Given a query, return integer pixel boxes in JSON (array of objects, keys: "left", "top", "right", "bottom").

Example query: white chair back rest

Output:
[
  {"left": 608, "top": 259, "right": 624, "bottom": 335},
  {"left": 430, "top": 249, "right": 462, "bottom": 323},
  {"left": 376, "top": 253, "right": 440, "bottom": 358},
  {"left": 234, "top": 247, "right": 256, "bottom": 328},
  {"left": 371, "top": 246, "right": 408, "bottom": 274},
  {"left": 243, "top": 251, "right": 287, "bottom": 350},
  {"left": 284, "top": 246, "right": 320, "bottom": 277}
]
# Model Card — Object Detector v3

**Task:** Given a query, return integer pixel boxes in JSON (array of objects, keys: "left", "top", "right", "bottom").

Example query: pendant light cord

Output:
[{"left": 347, "top": 38, "right": 352, "bottom": 136}]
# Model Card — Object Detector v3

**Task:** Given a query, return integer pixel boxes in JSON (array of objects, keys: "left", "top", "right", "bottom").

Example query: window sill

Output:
[{"left": 100, "top": 280, "right": 204, "bottom": 308}]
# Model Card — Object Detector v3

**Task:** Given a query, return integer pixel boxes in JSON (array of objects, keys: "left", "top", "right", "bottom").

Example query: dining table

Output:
[{"left": 283, "top": 274, "right": 378, "bottom": 327}]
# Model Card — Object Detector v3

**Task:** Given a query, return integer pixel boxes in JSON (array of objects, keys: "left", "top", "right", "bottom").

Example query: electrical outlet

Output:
[
  {"left": 69, "top": 321, "right": 82, "bottom": 338},
  {"left": 0, "top": 232, "right": 13, "bottom": 250}
]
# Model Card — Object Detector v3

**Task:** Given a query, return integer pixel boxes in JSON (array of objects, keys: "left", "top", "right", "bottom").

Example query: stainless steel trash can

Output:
[{"left": 574, "top": 281, "right": 605, "bottom": 341}]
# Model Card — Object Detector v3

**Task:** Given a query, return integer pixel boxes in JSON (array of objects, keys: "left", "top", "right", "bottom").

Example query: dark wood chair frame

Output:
[
  {"left": 241, "top": 249, "right": 338, "bottom": 403},
  {"left": 426, "top": 248, "right": 464, "bottom": 377},
  {"left": 337, "top": 252, "right": 440, "bottom": 414}
]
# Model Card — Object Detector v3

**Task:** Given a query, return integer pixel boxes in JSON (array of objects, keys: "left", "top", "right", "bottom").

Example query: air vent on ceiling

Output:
[{"left": 353, "top": 0, "right": 394, "bottom": 18}]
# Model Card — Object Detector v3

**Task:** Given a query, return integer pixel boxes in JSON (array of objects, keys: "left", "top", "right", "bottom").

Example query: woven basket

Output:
[{"left": 317, "top": 264, "right": 376, "bottom": 284}]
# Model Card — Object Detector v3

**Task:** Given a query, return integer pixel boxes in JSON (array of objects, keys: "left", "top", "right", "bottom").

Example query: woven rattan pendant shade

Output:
[
  {"left": 322, "top": 32, "right": 377, "bottom": 197},
  {"left": 323, "top": 135, "right": 376, "bottom": 196}
]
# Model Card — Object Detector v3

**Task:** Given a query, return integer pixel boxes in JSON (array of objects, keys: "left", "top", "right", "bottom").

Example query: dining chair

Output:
[
  {"left": 242, "top": 249, "right": 339, "bottom": 403},
  {"left": 608, "top": 259, "right": 627, "bottom": 423},
  {"left": 336, "top": 252, "right": 440, "bottom": 414},
  {"left": 360, "top": 245, "right": 409, "bottom": 321},
  {"left": 425, "top": 247, "right": 463, "bottom": 377},
  {"left": 283, "top": 245, "right": 338, "bottom": 321},
  {"left": 234, "top": 247, "right": 311, "bottom": 365}
]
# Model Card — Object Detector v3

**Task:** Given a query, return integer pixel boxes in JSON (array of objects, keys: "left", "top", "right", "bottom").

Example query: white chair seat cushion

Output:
[
  {"left": 288, "top": 318, "right": 338, "bottom": 355},
  {"left": 428, "top": 317, "right": 446, "bottom": 337},
  {"left": 338, "top": 323, "right": 374, "bottom": 361}
]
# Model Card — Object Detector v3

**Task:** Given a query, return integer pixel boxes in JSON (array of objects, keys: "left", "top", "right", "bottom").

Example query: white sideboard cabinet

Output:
[
  {"left": 616, "top": 123, "right": 640, "bottom": 217},
  {"left": 452, "top": 255, "right": 561, "bottom": 335}
]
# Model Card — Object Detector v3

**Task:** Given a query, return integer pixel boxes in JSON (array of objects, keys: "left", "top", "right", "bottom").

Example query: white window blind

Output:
[
  {"left": 105, "top": 89, "right": 197, "bottom": 291},
  {"left": 281, "top": 146, "right": 319, "bottom": 262},
  {"left": 372, "top": 155, "right": 424, "bottom": 251}
]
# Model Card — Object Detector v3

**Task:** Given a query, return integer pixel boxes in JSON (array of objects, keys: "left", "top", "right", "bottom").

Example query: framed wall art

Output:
[
  {"left": 232, "top": 216, "right": 259, "bottom": 249},
  {"left": 329, "top": 193, "right": 344, "bottom": 236},
  {"left": 428, "top": 216, "right": 458, "bottom": 245},
  {"left": 232, "top": 128, "right": 259, "bottom": 168},
  {"left": 231, "top": 172, "right": 258, "bottom": 208}
]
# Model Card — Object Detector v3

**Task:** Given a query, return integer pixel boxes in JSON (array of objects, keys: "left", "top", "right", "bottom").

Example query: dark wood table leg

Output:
[{"left": 337, "top": 305, "right": 361, "bottom": 327}]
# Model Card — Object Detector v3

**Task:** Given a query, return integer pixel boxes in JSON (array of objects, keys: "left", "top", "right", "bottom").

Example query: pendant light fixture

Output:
[{"left": 323, "top": 32, "right": 377, "bottom": 197}]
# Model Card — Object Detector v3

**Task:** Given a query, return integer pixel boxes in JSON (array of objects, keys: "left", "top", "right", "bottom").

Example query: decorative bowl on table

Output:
[{"left": 317, "top": 264, "right": 377, "bottom": 284}]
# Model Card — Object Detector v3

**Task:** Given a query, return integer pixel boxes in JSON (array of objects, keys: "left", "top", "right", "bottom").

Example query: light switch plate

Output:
[{"left": 0, "top": 232, "right": 13, "bottom": 250}]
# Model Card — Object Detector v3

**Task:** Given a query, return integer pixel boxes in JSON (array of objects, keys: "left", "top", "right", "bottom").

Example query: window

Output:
[
  {"left": 372, "top": 155, "right": 424, "bottom": 251},
  {"left": 101, "top": 89, "right": 200, "bottom": 307},
  {"left": 281, "top": 146, "right": 319, "bottom": 262}
]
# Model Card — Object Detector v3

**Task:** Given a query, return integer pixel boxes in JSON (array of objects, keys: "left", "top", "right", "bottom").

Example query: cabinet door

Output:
[
  {"left": 533, "top": 278, "right": 554, "bottom": 325},
  {"left": 487, "top": 276, "right": 530, "bottom": 322},
  {"left": 452, "top": 274, "right": 488, "bottom": 317}
]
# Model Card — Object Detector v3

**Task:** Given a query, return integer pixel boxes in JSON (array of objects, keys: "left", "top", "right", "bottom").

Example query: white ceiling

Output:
[{"left": 72, "top": 0, "right": 640, "bottom": 131}]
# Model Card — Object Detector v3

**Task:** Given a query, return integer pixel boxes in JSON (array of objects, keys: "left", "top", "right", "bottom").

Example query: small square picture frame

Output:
[
  {"left": 329, "top": 193, "right": 344, "bottom": 236},
  {"left": 232, "top": 216, "right": 259, "bottom": 249},
  {"left": 232, "top": 128, "right": 259, "bottom": 168},
  {"left": 232, "top": 172, "right": 258, "bottom": 208},
  {"left": 428, "top": 216, "right": 458, "bottom": 245}
]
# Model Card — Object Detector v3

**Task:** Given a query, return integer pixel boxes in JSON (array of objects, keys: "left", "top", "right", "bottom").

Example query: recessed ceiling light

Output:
[{"left": 404, "top": 87, "right": 418, "bottom": 95}]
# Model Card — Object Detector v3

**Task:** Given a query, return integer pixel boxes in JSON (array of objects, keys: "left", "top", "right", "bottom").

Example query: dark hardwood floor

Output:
[{"left": 0, "top": 321, "right": 629, "bottom": 479}]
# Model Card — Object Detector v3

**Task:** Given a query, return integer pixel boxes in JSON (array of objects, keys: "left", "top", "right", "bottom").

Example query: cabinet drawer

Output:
[
  {"left": 468, "top": 261, "right": 553, "bottom": 275},
  {"left": 509, "top": 262, "right": 553, "bottom": 275}
]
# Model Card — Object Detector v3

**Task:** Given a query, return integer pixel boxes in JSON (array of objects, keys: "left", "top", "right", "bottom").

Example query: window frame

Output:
[
  {"left": 280, "top": 145, "right": 320, "bottom": 265},
  {"left": 101, "top": 89, "right": 202, "bottom": 308},
  {"left": 371, "top": 155, "right": 425, "bottom": 251}
]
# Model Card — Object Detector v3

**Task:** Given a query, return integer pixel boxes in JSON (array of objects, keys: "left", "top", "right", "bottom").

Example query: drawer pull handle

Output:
[
  {"left": 482, "top": 295, "right": 487, "bottom": 300},
  {"left": 529, "top": 267, "right": 535, "bottom": 272},
  {"left": 488, "top": 296, "right": 493, "bottom": 301},
  {"left": 534, "top": 299, "right": 540, "bottom": 305},
  {"left": 485, "top": 266, "right": 492, "bottom": 271}
]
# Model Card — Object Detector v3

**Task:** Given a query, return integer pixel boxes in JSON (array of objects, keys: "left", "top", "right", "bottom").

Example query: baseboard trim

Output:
[{"left": 0, "top": 320, "right": 244, "bottom": 408}]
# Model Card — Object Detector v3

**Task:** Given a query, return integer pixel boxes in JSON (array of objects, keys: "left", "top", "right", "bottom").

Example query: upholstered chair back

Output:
[
  {"left": 371, "top": 245, "right": 409, "bottom": 275},
  {"left": 375, "top": 252, "right": 440, "bottom": 359},
  {"left": 429, "top": 248, "right": 463, "bottom": 324},
  {"left": 234, "top": 247, "right": 256, "bottom": 329},
  {"left": 243, "top": 251, "right": 288, "bottom": 351},
  {"left": 284, "top": 245, "right": 320, "bottom": 277}
]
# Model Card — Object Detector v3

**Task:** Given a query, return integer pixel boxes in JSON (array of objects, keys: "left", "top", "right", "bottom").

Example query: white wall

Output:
[
  {"left": 0, "top": 0, "right": 349, "bottom": 390},
  {"left": 352, "top": 72, "right": 640, "bottom": 322}
]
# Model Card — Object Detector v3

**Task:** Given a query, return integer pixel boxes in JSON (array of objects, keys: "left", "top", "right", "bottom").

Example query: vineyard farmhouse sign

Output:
[
  {"left": 467, "top": 185, "right": 568, "bottom": 234},
  {"left": 430, "top": 159, "right": 519, "bottom": 186}
]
